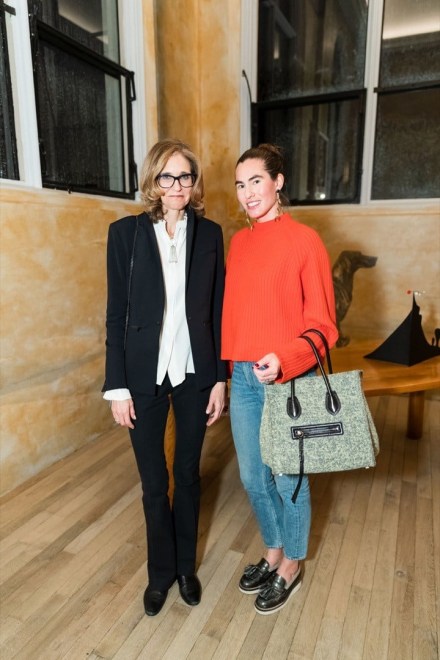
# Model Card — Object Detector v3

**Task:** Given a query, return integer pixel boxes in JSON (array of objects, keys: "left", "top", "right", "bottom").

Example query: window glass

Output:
[
  {"left": 27, "top": 0, "right": 135, "bottom": 197},
  {"left": 380, "top": 0, "right": 440, "bottom": 87},
  {"left": 372, "top": 88, "right": 440, "bottom": 199},
  {"left": 373, "top": 0, "right": 440, "bottom": 198},
  {"left": 258, "top": 0, "right": 368, "bottom": 101},
  {"left": 37, "top": 0, "right": 119, "bottom": 62},
  {"left": 35, "top": 41, "right": 124, "bottom": 193},
  {"left": 0, "top": 10, "right": 19, "bottom": 180},
  {"left": 256, "top": 97, "right": 363, "bottom": 203}
]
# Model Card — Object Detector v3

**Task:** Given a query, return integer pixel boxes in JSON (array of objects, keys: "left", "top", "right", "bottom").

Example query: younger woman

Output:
[{"left": 222, "top": 144, "right": 338, "bottom": 614}]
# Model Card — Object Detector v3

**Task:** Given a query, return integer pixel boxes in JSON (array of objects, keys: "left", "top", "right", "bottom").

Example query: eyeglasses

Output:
[{"left": 156, "top": 173, "right": 195, "bottom": 189}]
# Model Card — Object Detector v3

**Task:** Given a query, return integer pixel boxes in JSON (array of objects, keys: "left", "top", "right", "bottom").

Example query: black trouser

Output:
[{"left": 129, "top": 374, "right": 210, "bottom": 590}]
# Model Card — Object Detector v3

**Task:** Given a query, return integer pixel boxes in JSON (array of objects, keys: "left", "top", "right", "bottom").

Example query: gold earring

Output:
[
  {"left": 276, "top": 190, "right": 283, "bottom": 217},
  {"left": 244, "top": 211, "right": 253, "bottom": 230}
]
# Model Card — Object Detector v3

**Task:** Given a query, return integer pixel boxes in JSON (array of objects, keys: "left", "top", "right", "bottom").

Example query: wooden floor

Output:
[{"left": 0, "top": 394, "right": 439, "bottom": 659}]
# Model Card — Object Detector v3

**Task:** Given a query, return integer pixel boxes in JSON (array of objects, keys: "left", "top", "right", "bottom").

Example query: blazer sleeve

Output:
[
  {"left": 102, "top": 220, "right": 132, "bottom": 391},
  {"left": 213, "top": 224, "right": 228, "bottom": 382}
]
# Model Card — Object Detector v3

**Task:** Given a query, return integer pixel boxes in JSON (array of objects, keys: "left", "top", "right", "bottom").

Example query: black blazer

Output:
[{"left": 103, "top": 208, "right": 227, "bottom": 395}]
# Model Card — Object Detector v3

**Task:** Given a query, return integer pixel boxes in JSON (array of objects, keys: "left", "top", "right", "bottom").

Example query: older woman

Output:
[{"left": 103, "top": 139, "right": 227, "bottom": 616}]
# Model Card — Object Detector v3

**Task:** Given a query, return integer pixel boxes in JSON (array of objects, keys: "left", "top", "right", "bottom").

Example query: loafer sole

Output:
[
  {"left": 239, "top": 573, "right": 276, "bottom": 594},
  {"left": 179, "top": 592, "right": 201, "bottom": 606},
  {"left": 239, "top": 584, "right": 267, "bottom": 594}
]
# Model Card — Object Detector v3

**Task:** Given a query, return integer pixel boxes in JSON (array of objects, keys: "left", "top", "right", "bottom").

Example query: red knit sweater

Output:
[{"left": 221, "top": 213, "right": 338, "bottom": 381}]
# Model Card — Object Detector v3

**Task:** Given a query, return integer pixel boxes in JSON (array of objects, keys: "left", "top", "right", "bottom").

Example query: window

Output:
[
  {"left": 0, "top": 4, "right": 19, "bottom": 180},
  {"left": 372, "top": 0, "right": 440, "bottom": 199},
  {"left": 248, "top": 0, "right": 440, "bottom": 204},
  {"left": 27, "top": 0, "right": 137, "bottom": 197}
]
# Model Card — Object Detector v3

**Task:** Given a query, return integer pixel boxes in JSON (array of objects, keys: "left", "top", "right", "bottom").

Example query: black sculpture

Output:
[{"left": 365, "top": 294, "right": 440, "bottom": 366}]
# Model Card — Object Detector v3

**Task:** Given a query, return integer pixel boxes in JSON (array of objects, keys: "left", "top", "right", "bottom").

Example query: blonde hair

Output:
[{"left": 139, "top": 138, "right": 205, "bottom": 221}]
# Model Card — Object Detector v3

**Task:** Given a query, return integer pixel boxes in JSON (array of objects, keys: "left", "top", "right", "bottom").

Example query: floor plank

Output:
[{"left": 0, "top": 394, "right": 438, "bottom": 659}]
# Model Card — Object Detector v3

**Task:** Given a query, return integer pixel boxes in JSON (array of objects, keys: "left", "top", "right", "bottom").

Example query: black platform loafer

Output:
[
  {"left": 143, "top": 586, "right": 168, "bottom": 616},
  {"left": 255, "top": 568, "right": 302, "bottom": 615},
  {"left": 177, "top": 574, "right": 201, "bottom": 606},
  {"left": 239, "top": 558, "right": 278, "bottom": 594}
]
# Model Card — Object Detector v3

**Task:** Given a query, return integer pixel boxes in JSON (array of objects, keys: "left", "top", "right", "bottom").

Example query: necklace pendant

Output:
[{"left": 169, "top": 243, "right": 178, "bottom": 263}]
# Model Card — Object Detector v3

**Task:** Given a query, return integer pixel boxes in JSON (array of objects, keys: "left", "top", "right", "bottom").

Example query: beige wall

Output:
[
  {"left": 293, "top": 204, "right": 440, "bottom": 342},
  {"left": 1, "top": 1, "right": 439, "bottom": 495},
  {"left": 0, "top": 188, "right": 143, "bottom": 494},
  {"left": 155, "top": 0, "right": 241, "bottom": 241}
]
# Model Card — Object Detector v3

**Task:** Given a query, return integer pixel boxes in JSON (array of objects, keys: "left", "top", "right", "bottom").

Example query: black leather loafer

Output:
[
  {"left": 143, "top": 586, "right": 168, "bottom": 616},
  {"left": 255, "top": 568, "right": 302, "bottom": 615},
  {"left": 239, "top": 558, "right": 278, "bottom": 594},
  {"left": 177, "top": 574, "right": 201, "bottom": 606}
]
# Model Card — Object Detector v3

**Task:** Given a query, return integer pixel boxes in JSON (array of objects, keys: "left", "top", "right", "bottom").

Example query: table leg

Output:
[{"left": 407, "top": 391, "right": 425, "bottom": 439}]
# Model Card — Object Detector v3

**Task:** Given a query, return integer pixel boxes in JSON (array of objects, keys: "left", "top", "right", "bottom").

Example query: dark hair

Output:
[
  {"left": 139, "top": 138, "right": 205, "bottom": 221},
  {"left": 236, "top": 143, "right": 289, "bottom": 204},
  {"left": 236, "top": 143, "right": 285, "bottom": 178}
]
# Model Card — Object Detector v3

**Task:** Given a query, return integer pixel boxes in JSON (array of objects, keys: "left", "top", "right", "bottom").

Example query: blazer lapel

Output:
[
  {"left": 137, "top": 212, "right": 165, "bottom": 299},
  {"left": 140, "top": 212, "right": 162, "bottom": 261},
  {"left": 185, "top": 207, "right": 195, "bottom": 290}
]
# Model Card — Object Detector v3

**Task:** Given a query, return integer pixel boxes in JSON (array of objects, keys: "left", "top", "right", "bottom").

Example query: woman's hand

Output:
[
  {"left": 253, "top": 353, "right": 281, "bottom": 384},
  {"left": 206, "top": 382, "right": 226, "bottom": 426},
  {"left": 111, "top": 399, "right": 136, "bottom": 429}
]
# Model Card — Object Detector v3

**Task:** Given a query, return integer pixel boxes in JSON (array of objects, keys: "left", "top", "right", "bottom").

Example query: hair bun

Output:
[{"left": 258, "top": 143, "right": 283, "bottom": 156}]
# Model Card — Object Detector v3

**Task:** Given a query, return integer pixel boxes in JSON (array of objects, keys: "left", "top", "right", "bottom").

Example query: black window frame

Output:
[
  {"left": 252, "top": 0, "right": 440, "bottom": 205},
  {"left": 28, "top": 5, "right": 138, "bottom": 199},
  {"left": 0, "top": 2, "right": 19, "bottom": 181},
  {"left": 371, "top": 21, "right": 440, "bottom": 200}
]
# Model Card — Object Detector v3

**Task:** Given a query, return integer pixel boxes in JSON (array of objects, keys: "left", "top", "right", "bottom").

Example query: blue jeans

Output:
[{"left": 230, "top": 362, "right": 311, "bottom": 560}]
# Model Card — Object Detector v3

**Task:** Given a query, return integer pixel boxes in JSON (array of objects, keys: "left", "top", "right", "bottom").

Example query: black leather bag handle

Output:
[
  {"left": 285, "top": 329, "right": 339, "bottom": 504},
  {"left": 287, "top": 332, "right": 340, "bottom": 420},
  {"left": 301, "top": 328, "right": 333, "bottom": 373}
]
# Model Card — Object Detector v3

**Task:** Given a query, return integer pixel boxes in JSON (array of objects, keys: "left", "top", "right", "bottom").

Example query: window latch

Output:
[
  {"left": 128, "top": 72, "right": 136, "bottom": 103},
  {"left": 0, "top": 2, "right": 16, "bottom": 15}
]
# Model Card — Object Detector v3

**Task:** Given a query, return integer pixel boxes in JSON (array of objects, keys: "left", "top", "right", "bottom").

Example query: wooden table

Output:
[{"left": 330, "top": 339, "right": 440, "bottom": 439}]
